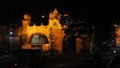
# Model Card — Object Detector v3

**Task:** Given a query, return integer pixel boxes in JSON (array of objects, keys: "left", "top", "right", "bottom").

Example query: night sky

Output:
[{"left": 0, "top": 0, "right": 88, "bottom": 25}]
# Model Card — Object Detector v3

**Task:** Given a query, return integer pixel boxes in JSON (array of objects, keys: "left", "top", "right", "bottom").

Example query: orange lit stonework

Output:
[
  {"left": 18, "top": 9, "right": 65, "bottom": 53},
  {"left": 115, "top": 27, "right": 120, "bottom": 46}
]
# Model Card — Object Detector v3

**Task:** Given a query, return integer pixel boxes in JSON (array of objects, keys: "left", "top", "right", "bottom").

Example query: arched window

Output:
[
  {"left": 31, "top": 34, "right": 49, "bottom": 45},
  {"left": 31, "top": 35, "right": 39, "bottom": 44}
]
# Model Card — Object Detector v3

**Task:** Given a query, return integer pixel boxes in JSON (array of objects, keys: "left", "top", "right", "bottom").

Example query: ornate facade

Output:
[{"left": 18, "top": 8, "right": 65, "bottom": 53}]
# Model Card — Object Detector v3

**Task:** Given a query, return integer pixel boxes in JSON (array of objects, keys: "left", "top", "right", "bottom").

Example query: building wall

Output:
[
  {"left": 19, "top": 9, "right": 65, "bottom": 53},
  {"left": 115, "top": 27, "right": 120, "bottom": 47}
]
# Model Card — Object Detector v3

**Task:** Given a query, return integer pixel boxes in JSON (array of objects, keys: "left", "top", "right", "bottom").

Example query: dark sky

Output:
[{"left": 1, "top": 0, "right": 88, "bottom": 25}]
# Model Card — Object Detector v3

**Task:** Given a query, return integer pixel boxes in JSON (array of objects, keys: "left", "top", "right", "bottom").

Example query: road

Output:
[{"left": 0, "top": 53, "right": 108, "bottom": 68}]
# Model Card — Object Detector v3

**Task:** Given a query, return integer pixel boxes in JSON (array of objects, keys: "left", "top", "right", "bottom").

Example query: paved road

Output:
[{"left": 0, "top": 53, "right": 108, "bottom": 68}]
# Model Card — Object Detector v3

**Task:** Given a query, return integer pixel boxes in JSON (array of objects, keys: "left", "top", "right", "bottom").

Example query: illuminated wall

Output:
[
  {"left": 18, "top": 8, "right": 65, "bottom": 53},
  {"left": 115, "top": 27, "right": 120, "bottom": 47}
]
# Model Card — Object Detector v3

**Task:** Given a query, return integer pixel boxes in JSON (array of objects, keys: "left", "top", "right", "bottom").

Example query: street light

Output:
[
  {"left": 42, "top": 15, "right": 45, "bottom": 18},
  {"left": 9, "top": 31, "right": 13, "bottom": 37},
  {"left": 9, "top": 31, "right": 14, "bottom": 54}
]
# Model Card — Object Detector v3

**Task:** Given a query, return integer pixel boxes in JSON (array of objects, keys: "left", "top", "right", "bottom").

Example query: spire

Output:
[
  {"left": 53, "top": 8, "right": 58, "bottom": 16},
  {"left": 49, "top": 8, "right": 59, "bottom": 20}
]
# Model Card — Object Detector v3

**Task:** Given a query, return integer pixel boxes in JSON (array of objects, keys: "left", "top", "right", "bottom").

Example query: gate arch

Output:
[
  {"left": 63, "top": 34, "right": 76, "bottom": 53},
  {"left": 29, "top": 33, "right": 49, "bottom": 45}
]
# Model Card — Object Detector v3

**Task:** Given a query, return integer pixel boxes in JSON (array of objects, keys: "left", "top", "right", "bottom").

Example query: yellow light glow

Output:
[{"left": 19, "top": 9, "right": 65, "bottom": 53}]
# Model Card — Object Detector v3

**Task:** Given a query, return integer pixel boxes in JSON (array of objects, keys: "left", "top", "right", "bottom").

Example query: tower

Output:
[
  {"left": 48, "top": 8, "right": 62, "bottom": 29},
  {"left": 22, "top": 13, "right": 31, "bottom": 34},
  {"left": 48, "top": 8, "right": 64, "bottom": 53}
]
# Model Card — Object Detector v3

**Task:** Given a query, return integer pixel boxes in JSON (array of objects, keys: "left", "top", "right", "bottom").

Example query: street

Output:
[
  {"left": 1, "top": 50, "right": 119, "bottom": 68},
  {"left": 0, "top": 53, "right": 98, "bottom": 68}
]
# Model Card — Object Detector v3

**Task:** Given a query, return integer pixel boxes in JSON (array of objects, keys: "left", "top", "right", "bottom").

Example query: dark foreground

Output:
[{"left": 0, "top": 51, "right": 118, "bottom": 68}]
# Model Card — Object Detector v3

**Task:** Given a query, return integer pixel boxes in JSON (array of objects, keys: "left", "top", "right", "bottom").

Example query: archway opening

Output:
[
  {"left": 63, "top": 34, "right": 76, "bottom": 53},
  {"left": 29, "top": 33, "right": 49, "bottom": 50}
]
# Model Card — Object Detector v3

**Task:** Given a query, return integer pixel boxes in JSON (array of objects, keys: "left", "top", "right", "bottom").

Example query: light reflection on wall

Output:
[
  {"left": 18, "top": 9, "right": 65, "bottom": 53},
  {"left": 113, "top": 22, "right": 120, "bottom": 47}
]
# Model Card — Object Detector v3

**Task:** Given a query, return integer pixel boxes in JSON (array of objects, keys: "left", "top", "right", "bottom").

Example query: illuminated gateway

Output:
[{"left": 18, "top": 8, "right": 65, "bottom": 53}]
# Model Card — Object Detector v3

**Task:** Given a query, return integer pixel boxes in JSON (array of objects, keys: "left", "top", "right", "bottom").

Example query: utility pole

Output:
[
  {"left": 90, "top": 26, "right": 95, "bottom": 54},
  {"left": 49, "top": 28, "right": 54, "bottom": 55}
]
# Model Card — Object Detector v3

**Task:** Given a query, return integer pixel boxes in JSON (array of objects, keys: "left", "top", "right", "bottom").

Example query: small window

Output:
[{"left": 53, "top": 22, "right": 57, "bottom": 26}]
